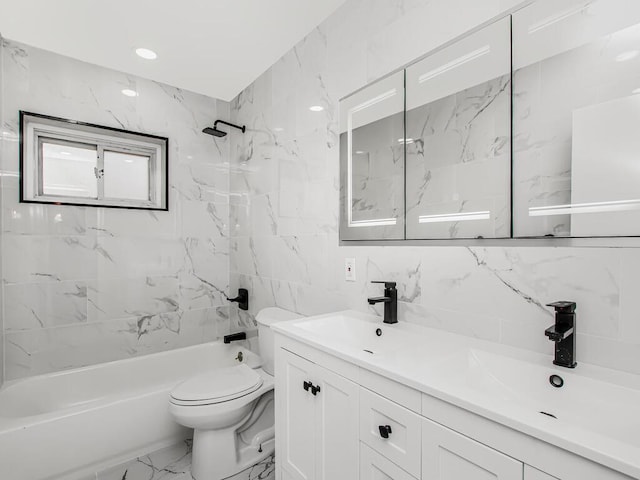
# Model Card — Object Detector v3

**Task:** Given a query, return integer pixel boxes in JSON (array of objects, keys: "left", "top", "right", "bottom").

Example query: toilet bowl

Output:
[{"left": 169, "top": 307, "right": 302, "bottom": 480}]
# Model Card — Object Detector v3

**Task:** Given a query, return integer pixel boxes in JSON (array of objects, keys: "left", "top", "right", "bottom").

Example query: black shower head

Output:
[
  {"left": 202, "top": 120, "right": 246, "bottom": 138},
  {"left": 202, "top": 126, "right": 227, "bottom": 137}
]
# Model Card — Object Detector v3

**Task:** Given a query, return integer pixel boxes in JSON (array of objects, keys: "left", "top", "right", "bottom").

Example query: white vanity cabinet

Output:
[
  {"left": 274, "top": 332, "right": 636, "bottom": 480},
  {"left": 275, "top": 348, "right": 359, "bottom": 480}
]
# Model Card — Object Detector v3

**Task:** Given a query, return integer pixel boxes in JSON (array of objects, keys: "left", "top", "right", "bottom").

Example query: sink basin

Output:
[
  {"left": 288, "top": 312, "right": 419, "bottom": 356},
  {"left": 429, "top": 348, "right": 640, "bottom": 448}
]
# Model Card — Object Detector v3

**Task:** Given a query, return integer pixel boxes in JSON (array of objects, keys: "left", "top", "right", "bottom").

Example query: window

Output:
[{"left": 20, "top": 111, "right": 168, "bottom": 210}]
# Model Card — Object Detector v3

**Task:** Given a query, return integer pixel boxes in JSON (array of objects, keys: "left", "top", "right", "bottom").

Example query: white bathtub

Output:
[{"left": 0, "top": 341, "right": 260, "bottom": 480}]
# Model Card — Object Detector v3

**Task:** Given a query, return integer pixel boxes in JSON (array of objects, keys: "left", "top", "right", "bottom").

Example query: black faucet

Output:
[
  {"left": 545, "top": 301, "right": 577, "bottom": 368},
  {"left": 367, "top": 281, "right": 398, "bottom": 324},
  {"left": 224, "top": 332, "right": 247, "bottom": 344}
]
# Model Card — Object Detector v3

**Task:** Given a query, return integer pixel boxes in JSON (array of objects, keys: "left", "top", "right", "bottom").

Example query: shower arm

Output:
[{"left": 214, "top": 120, "right": 246, "bottom": 133}]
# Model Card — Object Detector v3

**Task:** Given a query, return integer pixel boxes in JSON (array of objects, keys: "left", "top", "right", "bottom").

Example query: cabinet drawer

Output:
[
  {"left": 360, "top": 443, "right": 417, "bottom": 480},
  {"left": 360, "top": 388, "right": 422, "bottom": 478},
  {"left": 423, "top": 417, "right": 522, "bottom": 479}
]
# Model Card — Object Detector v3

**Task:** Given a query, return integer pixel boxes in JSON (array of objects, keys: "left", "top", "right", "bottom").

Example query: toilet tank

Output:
[{"left": 256, "top": 307, "right": 303, "bottom": 375}]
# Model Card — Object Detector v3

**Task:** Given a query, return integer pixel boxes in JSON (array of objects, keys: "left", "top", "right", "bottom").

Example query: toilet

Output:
[{"left": 169, "top": 307, "right": 302, "bottom": 480}]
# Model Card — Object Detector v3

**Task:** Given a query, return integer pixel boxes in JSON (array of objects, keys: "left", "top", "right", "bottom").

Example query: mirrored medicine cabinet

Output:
[{"left": 340, "top": 0, "right": 640, "bottom": 241}]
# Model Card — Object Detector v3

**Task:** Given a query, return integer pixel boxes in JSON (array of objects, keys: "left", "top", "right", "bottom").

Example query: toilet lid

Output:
[{"left": 170, "top": 364, "right": 263, "bottom": 404}]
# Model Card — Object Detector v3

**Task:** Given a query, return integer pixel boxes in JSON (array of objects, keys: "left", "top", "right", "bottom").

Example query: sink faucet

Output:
[
  {"left": 545, "top": 301, "right": 577, "bottom": 368},
  {"left": 367, "top": 281, "right": 397, "bottom": 324}
]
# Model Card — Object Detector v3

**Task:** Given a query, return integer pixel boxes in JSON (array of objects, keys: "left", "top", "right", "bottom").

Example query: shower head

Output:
[
  {"left": 202, "top": 126, "right": 227, "bottom": 137},
  {"left": 202, "top": 120, "right": 246, "bottom": 138}
]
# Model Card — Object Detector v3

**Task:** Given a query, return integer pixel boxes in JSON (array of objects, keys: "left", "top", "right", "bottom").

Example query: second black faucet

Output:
[{"left": 367, "top": 281, "right": 398, "bottom": 324}]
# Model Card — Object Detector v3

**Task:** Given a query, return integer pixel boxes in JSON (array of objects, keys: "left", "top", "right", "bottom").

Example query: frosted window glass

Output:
[
  {"left": 42, "top": 141, "right": 98, "bottom": 198},
  {"left": 103, "top": 151, "right": 150, "bottom": 201}
]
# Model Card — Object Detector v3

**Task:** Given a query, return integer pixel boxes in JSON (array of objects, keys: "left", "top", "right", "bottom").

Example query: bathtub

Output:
[{"left": 0, "top": 341, "right": 261, "bottom": 480}]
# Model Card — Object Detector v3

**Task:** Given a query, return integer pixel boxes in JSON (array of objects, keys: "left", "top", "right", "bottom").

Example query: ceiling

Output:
[{"left": 0, "top": 0, "right": 346, "bottom": 101}]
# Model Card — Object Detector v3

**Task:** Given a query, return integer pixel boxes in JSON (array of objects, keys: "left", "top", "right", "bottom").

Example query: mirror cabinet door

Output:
[
  {"left": 404, "top": 17, "right": 512, "bottom": 239},
  {"left": 513, "top": 0, "right": 640, "bottom": 237},
  {"left": 339, "top": 70, "right": 405, "bottom": 240}
]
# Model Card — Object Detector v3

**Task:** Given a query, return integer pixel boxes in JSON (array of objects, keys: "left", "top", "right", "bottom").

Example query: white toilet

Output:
[{"left": 169, "top": 307, "right": 302, "bottom": 480}]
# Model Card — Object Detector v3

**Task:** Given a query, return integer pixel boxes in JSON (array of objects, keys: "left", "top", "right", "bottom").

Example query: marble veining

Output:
[
  {"left": 0, "top": 38, "right": 235, "bottom": 380},
  {"left": 228, "top": 0, "right": 640, "bottom": 376},
  {"left": 96, "top": 440, "right": 274, "bottom": 480},
  {"left": 405, "top": 74, "right": 511, "bottom": 239}
]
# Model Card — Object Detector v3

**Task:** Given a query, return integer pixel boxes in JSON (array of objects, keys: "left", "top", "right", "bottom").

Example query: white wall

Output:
[
  {"left": 229, "top": 0, "right": 640, "bottom": 375},
  {"left": 0, "top": 39, "right": 236, "bottom": 380}
]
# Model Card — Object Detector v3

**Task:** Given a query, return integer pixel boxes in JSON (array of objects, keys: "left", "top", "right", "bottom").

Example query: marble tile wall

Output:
[
  {"left": 0, "top": 39, "right": 237, "bottom": 380},
  {"left": 229, "top": 0, "right": 640, "bottom": 375}
]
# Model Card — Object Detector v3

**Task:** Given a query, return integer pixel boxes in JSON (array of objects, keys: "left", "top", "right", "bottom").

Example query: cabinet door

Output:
[
  {"left": 316, "top": 363, "right": 359, "bottom": 480},
  {"left": 404, "top": 16, "right": 511, "bottom": 239},
  {"left": 339, "top": 70, "right": 405, "bottom": 241},
  {"left": 422, "top": 418, "right": 523, "bottom": 480},
  {"left": 512, "top": 0, "right": 640, "bottom": 237},
  {"left": 277, "top": 350, "right": 318, "bottom": 480}
]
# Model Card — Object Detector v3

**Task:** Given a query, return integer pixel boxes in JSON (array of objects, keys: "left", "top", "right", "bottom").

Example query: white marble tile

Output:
[
  {"left": 87, "top": 205, "right": 178, "bottom": 239},
  {"left": 95, "top": 236, "right": 183, "bottom": 279},
  {"left": 97, "top": 440, "right": 192, "bottom": 480},
  {"left": 421, "top": 247, "right": 620, "bottom": 339},
  {"left": 2, "top": 187, "right": 89, "bottom": 235},
  {"left": 225, "top": 454, "right": 275, "bottom": 480},
  {"left": 1, "top": 39, "right": 231, "bottom": 379},
  {"left": 271, "top": 235, "right": 329, "bottom": 287},
  {"left": 180, "top": 200, "right": 229, "bottom": 239},
  {"left": 3, "top": 235, "right": 98, "bottom": 284},
  {"left": 87, "top": 276, "right": 179, "bottom": 323},
  {"left": 5, "top": 281, "right": 88, "bottom": 331}
]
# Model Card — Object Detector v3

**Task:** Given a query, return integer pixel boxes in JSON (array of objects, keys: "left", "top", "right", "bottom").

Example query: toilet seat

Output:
[{"left": 170, "top": 364, "right": 263, "bottom": 406}]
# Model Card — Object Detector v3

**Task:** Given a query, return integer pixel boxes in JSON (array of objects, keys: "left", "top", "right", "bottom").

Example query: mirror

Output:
[
  {"left": 339, "top": 71, "right": 405, "bottom": 240},
  {"left": 340, "top": 0, "right": 640, "bottom": 242},
  {"left": 405, "top": 17, "right": 512, "bottom": 239},
  {"left": 512, "top": 0, "right": 640, "bottom": 237}
]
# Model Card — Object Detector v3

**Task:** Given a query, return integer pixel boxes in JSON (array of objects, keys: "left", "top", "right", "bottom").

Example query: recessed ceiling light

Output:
[
  {"left": 273, "top": 127, "right": 284, "bottom": 132},
  {"left": 615, "top": 50, "right": 639, "bottom": 62},
  {"left": 135, "top": 48, "right": 158, "bottom": 60},
  {"left": 121, "top": 89, "right": 139, "bottom": 97},
  {"left": 309, "top": 105, "right": 324, "bottom": 112},
  {"left": 355, "top": 150, "right": 365, "bottom": 154}
]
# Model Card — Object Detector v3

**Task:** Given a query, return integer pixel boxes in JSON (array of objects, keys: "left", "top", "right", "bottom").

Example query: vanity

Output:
[{"left": 272, "top": 311, "right": 640, "bottom": 480}]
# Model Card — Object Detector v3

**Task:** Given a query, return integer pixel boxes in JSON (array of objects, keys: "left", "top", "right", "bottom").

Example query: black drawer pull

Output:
[
  {"left": 303, "top": 381, "right": 312, "bottom": 392},
  {"left": 379, "top": 425, "right": 392, "bottom": 439},
  {"left": 311, "top": 384, "right": 321, "bottom": 396}
]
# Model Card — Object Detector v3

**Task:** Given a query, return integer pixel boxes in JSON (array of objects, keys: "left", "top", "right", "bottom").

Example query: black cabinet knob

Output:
[
  {"left": 303, "top": 381, "right": 312, "bottom": 392},
  {"left": 378, "top": 425, "right": 392, "bottom": 438},
  {"left": 311, "top": 384, "right": 321, "bottom": 396}
]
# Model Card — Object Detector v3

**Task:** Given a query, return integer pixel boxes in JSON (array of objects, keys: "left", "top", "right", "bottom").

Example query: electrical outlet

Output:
[{"left": 345, "top": 258, "right": 356, "bottom": 282}]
